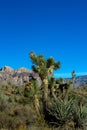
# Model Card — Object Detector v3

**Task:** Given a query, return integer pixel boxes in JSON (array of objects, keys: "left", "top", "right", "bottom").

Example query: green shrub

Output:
[{"left": 0, "top": 92, "right": 8, "bottom": 111}]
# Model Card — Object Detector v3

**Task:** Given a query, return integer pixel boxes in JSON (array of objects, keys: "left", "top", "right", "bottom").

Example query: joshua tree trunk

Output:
[
  {"left": 43, "top": 78, "right": 49, "bottom": 102},
  {"left": 34, "top": 94, "right": 40, "bottom": 116},
  {"left": 51, "top": 86, "right": 57, "bottom": 100}
]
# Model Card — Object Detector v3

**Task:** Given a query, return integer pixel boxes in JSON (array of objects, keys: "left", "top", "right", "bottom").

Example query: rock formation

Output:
[{"left": 0, "top": 66, "right": 41, "bottom": 86}]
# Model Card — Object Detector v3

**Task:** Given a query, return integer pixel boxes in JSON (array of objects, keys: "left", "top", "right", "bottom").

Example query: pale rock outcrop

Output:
[
  {"left": 1, "top": 66, "right": 14, "bottom": 72},
  {"left": 0, "top": 66, "right": 41, "bottom": 86},
  {"left": 16, "top": 67, "right": 30, "bottom": 73}
]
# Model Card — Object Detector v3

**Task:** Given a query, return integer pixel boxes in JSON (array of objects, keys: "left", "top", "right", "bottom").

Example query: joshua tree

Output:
[{"left": 29, "top": 51, "right": 61, "bottom": 102}]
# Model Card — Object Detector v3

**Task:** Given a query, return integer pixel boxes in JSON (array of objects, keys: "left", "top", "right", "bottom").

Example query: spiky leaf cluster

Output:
[
  {"left": 72, "top": 70, "right": 76, "bottom": 80},
  {"left": 73, "top": 104, "right": 87, "bottom": 128},
  {"left": 47, "top": 97, "right": 74, "bottom": 126}
]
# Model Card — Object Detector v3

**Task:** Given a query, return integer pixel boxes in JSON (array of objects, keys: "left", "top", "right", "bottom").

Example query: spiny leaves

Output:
[
  {"left": 47, "top": 97, "right": 74, "bottom": 126},
  {"left": 72, "top": 70, "right": 76, "bottom": 79},
  {"left": 54, "top": 61, "right": 61, "bottom": 70},
  {"left": 73, "top": 104, "right": 87, "bottom": 128},
  {"left": 46, "top": 57, "right": 54, "bottom": 68},
  {"left": 46, "top": 57, "right": 61, "bottom": 70},
  {"left": 30, "top": 51, "right": 37, "bottom": 64}
]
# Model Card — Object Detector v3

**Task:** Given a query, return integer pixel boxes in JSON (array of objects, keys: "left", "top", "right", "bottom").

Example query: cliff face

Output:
[{"left": 0, "top": 66, "right": 41, "bottom": 86}]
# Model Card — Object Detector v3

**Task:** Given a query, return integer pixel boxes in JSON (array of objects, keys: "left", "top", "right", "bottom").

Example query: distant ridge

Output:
[
  {"left": 65, "top": 75, "right": 87, "bottom": 87},
  {"left": 0, "top": 66, "right": 87, "bottom": 87},
  {"left": 74, "top": 75, "right": 87, "bottom": 87}
]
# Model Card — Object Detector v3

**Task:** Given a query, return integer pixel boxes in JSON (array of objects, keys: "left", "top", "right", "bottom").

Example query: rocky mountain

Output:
[
  {"left": 0, "top": 66, "right": 87, "bottom": 87},
  {"left": 0, "top": 66, "right": 41, "bottom": 86}
]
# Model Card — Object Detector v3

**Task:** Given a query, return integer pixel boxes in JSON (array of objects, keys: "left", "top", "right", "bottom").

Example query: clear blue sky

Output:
[{"left": 0, "top": 0, "right": 87, "bottom": 77}]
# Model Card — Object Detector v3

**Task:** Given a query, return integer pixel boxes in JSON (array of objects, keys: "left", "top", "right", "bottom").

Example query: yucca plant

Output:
[
  {"left": 73, "top": 104, "right": 87, "bottom": 129},
  {"left": 47, "top": 97, "right": 74, "bottom": 127}
]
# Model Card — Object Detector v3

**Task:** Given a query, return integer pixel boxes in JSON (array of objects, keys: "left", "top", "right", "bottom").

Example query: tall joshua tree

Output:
[{"left": 29, "top": 51, "right": 61, "bottom": 102}]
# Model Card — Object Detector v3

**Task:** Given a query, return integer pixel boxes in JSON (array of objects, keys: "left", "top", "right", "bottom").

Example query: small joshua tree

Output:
[{"left": 71, "top": 70, "right": 76, "bottom": 88}]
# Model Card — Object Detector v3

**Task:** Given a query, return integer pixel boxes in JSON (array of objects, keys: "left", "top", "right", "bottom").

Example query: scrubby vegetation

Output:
[{"left": 0, "top": 51, "right": 87, "bottom": 130}]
